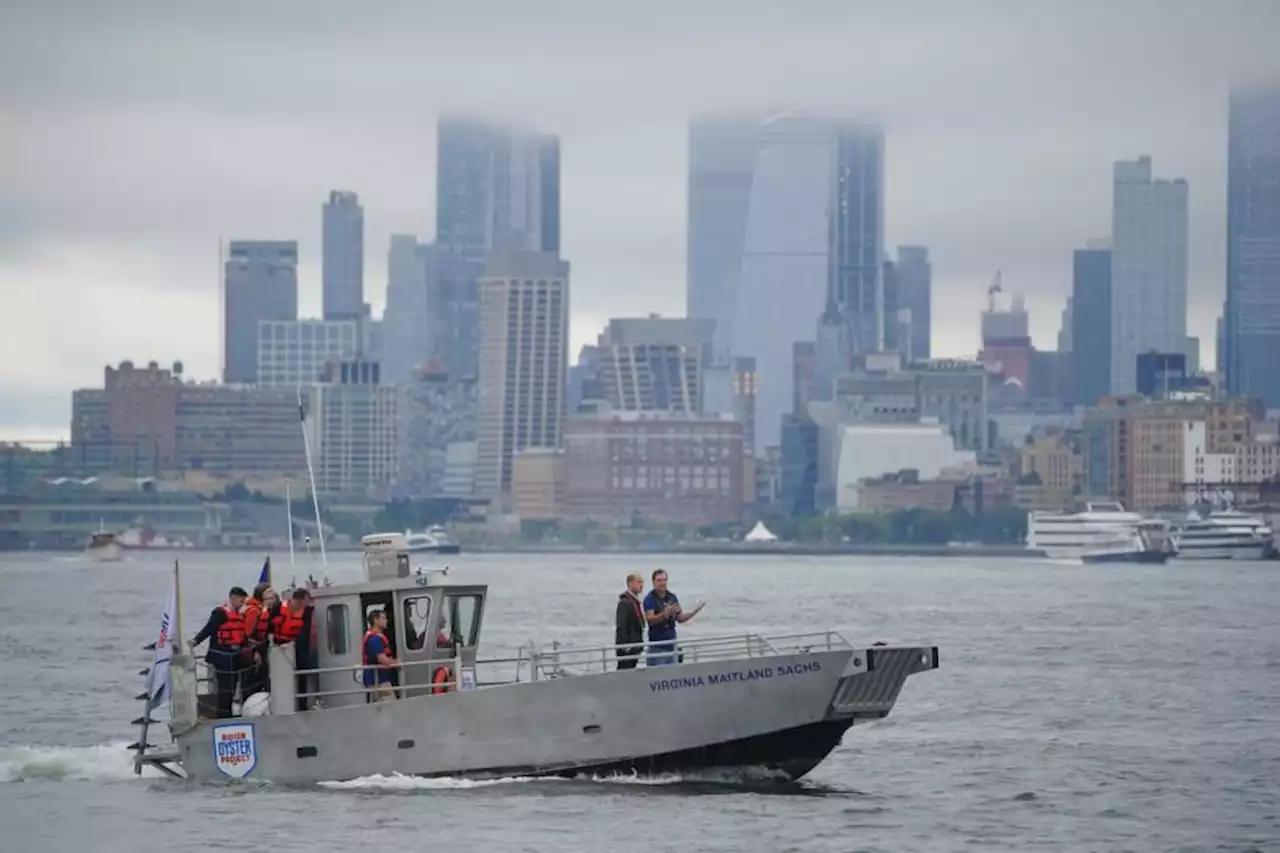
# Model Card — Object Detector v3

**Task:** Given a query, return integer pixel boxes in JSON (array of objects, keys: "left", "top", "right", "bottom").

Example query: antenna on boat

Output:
[
  {"left": 296, "top": 385, "right": 328, "bottom": 567},
  {"left": 285, "top": 482, "right": 296, "bottom": 567}
]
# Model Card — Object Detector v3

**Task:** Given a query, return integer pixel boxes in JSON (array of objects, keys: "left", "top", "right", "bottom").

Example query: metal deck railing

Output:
[{"left": 190, "top": 630, "right": 856, "bottom": 713}]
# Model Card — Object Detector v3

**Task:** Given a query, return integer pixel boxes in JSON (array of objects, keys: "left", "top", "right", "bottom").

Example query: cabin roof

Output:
[{"left": 304, "top": 571, "right": 487, "bottom": 599}]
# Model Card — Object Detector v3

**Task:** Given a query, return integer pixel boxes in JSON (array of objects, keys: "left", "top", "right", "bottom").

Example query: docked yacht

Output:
[
  {"left": 131, "top": 534, "right": 939, "bottom": 784},
  {"left": 1027, "top": 501, "right": 1160, "bottom": 560},
  {"left": 404, "top": 525, "right": 461, "bottom": 555},
  {"left": 1171, "top": 509, "right": 1274, "bottom": 560}
]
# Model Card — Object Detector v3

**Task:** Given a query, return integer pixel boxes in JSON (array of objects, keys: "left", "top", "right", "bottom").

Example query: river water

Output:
[{"left": 1, "top": 551, "right": 1277, "bottom": 852}]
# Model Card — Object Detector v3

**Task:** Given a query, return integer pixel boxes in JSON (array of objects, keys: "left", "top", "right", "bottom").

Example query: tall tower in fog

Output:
[
  {"left": 434, "top": 118, "right": 561, "bottom": 380},
  {"left": 685, "top": 113, "right": 884, "bottom": 452},
  {"left": 322, "top": 191, "right": 364, "bottom": 321},
  {"left": 223, "top": 241, "right": 299, "bottom": 384},
  {"left": 1225, "top": 86, "right": 1280, "bottom": 406},
  {"left": 1109, "top": 156, "right": 1189, "bottom": 395}
]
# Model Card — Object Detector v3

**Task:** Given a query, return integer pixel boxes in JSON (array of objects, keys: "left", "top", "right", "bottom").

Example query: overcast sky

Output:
[{"left": 3, "top": 0, "right": 1279, "bottom": 441}]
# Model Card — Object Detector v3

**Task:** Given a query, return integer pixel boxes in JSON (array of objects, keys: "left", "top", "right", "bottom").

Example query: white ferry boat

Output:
[
  {"left": 1171, "top": 509, "right": 1274, "bottom": 560},
  {"left": 86, "top": 531, "right": 123, "bottom": 562},
  {"left": 1027, "top": 501, "right": 1158, "bottom": 560}
]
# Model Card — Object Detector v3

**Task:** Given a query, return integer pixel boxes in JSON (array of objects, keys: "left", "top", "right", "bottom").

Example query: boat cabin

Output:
[
  {"left": 291, "top": 534, "right": 486, "bottom": 707},
  {"left": 191, "top": 533, "right": 488, "bottom": 717}
]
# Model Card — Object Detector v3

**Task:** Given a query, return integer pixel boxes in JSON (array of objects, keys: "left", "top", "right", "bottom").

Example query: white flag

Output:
[{"left": 145, "top": 577, "right": 178, "bottom": 710}]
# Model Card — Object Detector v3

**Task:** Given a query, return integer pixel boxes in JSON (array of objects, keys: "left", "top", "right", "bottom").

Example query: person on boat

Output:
[
  {"left": 614, "top": 573, "right": 645, "bottom": 670},
  {"left": 362, "top": 609, "right": 401, "bottom": 702},
  {"left": 274, "top": 588, "right": 315, "bottom": 710},
  {"left": 190, "top": 586, "right": 249, "bottom": 719},
  {"left": 241, "top": 584, "right": 277, "bottom": 696},
  {"left": 643, "top": 570, "right": 704, "bottom": 667}
]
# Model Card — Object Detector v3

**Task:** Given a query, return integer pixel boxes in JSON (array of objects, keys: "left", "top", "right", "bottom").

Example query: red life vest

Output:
[
  {"left": 362, "top": 629, "right": 390, "bottom": 668},
  {"left": 432, "top": 666, "right": 453, "bottom": 695},
  {"left": 275, "top": 604, "right": 306, "bottom": 643},
  {"left": 215, "top": 603, "right": 246, "bottom": 648},
  {"left": 243, "top": 599, "right": 269, "bottom": 643}
]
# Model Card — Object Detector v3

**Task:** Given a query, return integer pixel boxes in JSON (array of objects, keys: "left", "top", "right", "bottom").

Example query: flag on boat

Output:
[
  {"left": 145, "top": 575, "right": 178, "bottom": 710},
  {"left": 258, "top": 555, "right": 270, "bottom": 586}
]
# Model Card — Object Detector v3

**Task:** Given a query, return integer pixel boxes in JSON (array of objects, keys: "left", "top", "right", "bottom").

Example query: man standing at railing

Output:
[
  {"left": 643, "top": 569, "right": 704, "bottom": 667},
  {"left": 362, "top": 610, "right": 402, "bottom": 702},
  {"left": 615, "top": 573, "right": 646, "bottom": 670}
]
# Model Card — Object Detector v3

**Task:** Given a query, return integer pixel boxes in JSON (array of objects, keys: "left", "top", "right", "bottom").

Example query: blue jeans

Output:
[{"left": 647, "top": 640, "right": 676, "bottom": 667}]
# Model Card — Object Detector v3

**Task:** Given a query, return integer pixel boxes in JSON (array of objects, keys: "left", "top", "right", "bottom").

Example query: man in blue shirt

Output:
[
  {"left": 362, "top": 610, "right": 401, "bottom": 702},
  {"left": 642, "top": 569, "right": 705, "bottom": 666}
]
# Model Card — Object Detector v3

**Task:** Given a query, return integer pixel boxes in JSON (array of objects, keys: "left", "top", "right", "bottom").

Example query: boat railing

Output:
[{"left": 193, "top": 630, "right": 854, "bottom": 708}]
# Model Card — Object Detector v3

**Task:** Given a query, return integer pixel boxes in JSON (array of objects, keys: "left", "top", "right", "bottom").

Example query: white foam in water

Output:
[
  {"left": 320, "top": 773, "right": 556, "bottom": 790},
  {"left": 0, "top": 741, "right": 161, "bottom": 783}
]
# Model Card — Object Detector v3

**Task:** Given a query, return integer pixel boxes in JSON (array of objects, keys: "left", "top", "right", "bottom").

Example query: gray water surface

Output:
[{"left": 1, "top": 552, "right": 1277, "bottom": 852}]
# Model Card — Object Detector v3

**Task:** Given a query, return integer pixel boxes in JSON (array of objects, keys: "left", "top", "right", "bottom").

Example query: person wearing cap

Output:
[{"left": 191, "top": 586, "right": 249, "bottom": 719}]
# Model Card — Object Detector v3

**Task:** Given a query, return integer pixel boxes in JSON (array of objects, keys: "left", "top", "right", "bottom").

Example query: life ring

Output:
[{"left": 432, "top": 666, "right": 453, "bottom": 695}]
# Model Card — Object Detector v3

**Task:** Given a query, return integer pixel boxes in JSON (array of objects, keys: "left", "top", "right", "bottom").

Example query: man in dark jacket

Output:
[
  {"left": 614, "top": 573, "right": 645, "bottom": 670},
  {"left": 191, "top": 586, "right": 249, "bottom": 718}
]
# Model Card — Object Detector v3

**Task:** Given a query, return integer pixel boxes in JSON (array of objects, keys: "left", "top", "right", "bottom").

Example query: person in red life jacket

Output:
[
  {"left": 190, "top": 586, "right": 249, "bottom": 719},
  {"left": 241, "top": 584, "right": 278, "bottom": 697},
  {"left": 362, "top": 610, "right": 401, "bottom": 702},
  {"left": 274, "top": 588, "right": 315, "bottom": 710},
  {"left": 614, "top": 573, "right": 645, "bottom": 670}
]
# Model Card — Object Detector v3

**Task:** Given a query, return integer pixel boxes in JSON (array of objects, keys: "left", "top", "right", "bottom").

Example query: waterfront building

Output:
[{"left": 256, "top": 319, "right": 360, "bottom": 387}]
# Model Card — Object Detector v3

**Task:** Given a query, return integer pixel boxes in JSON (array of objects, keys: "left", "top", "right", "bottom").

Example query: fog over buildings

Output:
[{"left": 3, "top": 1, "right": 1280, "bottom": 438}]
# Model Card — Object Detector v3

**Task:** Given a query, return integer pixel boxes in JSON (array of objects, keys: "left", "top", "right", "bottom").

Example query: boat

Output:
[
  {"left": 86, "top": 531, "right": 123, "bottom": 562},
  {"left": 131, "top": 533, "right": 939, "bottom": 784},
  {"left": 1080, "top": 527, "right": 1171, "bottom": 564},
  {"left": 404, "top": 524, "right": 461, "bottom": 555},
  {"left": 1027, "top": 501, "right": 1154, "bottom": 560},
  {"left": 1170, "top": 509, "right": 1274, "bottom": 560}
]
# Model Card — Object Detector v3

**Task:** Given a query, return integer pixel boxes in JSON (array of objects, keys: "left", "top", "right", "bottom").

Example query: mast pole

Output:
[{"left": 297, "top": 386, "right": 327, "bottom": 567}]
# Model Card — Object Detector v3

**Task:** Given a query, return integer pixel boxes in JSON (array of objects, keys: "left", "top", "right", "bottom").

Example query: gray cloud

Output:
[{"left": 3, "top": 0, "right": 1279, "bottom": 434}]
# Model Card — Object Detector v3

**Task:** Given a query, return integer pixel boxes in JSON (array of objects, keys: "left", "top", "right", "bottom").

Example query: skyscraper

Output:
[
  {"left": 382, "top": 235, "right": 432, "bottom": 384},
  {"left": 827, "top": 123, "right": 886, "bottom": 354},
  {"left": 222, "top": 240, "right": 298, "bottom": 384},
  {"left": 434, "top": 118, "right": 561, "bottom": 379},
  {"left": 1072, "top": 244, "right": 1113, "bottom": 406},
  {"left": 1109, "top": 156, "right": 1189, "bottom": 395},
  {"left": 322, "top": 191, "right": 364, "bottom": 320},
  {"left": 1225, "top": 86, "right": 1280, "bottom": 406},
  {"left": 686, "top": 113, "right": 884, "bottom": 452},
  {"left": 475, "top": 251, "right": 570, "bottom": 498},
  {"left": 895, "top": 246, "right": 932, "bottom": 361}
]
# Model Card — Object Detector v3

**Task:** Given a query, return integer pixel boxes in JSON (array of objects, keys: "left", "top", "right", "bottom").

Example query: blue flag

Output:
[{"left": 258, "top": 555, "right": 270, "bottom": 586}]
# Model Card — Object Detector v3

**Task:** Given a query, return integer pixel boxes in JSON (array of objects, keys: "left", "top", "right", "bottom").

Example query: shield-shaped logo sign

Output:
[{"left": 212, "top": 723, "right": 257, "bottom": 778}]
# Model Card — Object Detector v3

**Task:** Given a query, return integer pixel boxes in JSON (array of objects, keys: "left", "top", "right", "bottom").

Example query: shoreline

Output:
[{"left": 3, "top": 543, "right": 1047, "bottom": 558}]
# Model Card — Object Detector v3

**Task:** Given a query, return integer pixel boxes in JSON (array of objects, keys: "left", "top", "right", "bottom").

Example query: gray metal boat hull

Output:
[{"left": 173, "top": 646, "right": 936, "bottom": 784}]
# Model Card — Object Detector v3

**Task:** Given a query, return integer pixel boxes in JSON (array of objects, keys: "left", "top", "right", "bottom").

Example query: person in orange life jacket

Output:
[
  {"left": 241, "top": 584, "right": 278, "bottom": 697},
  {"left": 191, "top": 586, "right": 249, "bottom": 719},
  {"left": 362, "top": 610, "right": 402, "bottom": 703},
  {"left": 614, "top": 573, "right": 645, "bottom": 670},
  {"left": 643, "top": 569, "right": 704, "bottom": 667},
  {"left": 272, "top": 588, "right": 315, "bottom": 710}
]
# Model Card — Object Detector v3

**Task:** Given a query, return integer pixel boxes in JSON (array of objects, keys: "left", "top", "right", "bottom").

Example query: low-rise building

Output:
[
  {"left": 562, "top": 408, "right": 744, "bottom": 526},
  {"left": 512, "top": 448, "right": 565, "bottom": 522}
]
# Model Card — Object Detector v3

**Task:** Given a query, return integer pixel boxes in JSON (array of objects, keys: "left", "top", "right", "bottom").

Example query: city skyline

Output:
[{"left": 5, "top": 2, "right": 1280, "bottom": 440}]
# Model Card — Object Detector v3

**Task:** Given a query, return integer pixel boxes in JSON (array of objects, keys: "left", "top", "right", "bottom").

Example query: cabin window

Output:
[
  {"left": 326, "top": 604, "right": 349, "bottom": 655},
  {"left": 403, "top": 596, "right": 433, "bottom": 651},
  {"left": 441, "top": 594, "right": 482, "bottom": 648}
]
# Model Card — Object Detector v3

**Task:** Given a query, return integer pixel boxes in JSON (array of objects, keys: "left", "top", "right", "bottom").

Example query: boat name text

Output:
[{"left": 648, "top": 660, "right": 821, "bottom": 693}]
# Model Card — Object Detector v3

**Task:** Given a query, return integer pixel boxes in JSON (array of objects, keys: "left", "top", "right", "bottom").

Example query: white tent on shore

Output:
[{"left": 743, "top": 521, "right": 778, "bottom": 543}]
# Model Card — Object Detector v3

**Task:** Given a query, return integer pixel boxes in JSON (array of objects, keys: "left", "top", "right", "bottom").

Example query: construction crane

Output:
[{"left": 987, "top": 270, "right": 1003, "bottom": 313}]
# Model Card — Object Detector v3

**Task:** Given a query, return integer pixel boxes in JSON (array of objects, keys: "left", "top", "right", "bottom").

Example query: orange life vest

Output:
[
  {"left": 362, "top": 629, "right": 390, "bottom": 668},
  {"left": 432, "top": 665, "right": 453, "bottom": 695},
  {"left": 275, "top": 603, "right": 306, "bottom": 643},
  {"left": 215, "top": 603, "right": 246, "bottom": 648},
  {"left": 243, "top": 599, "right": 269, "bottom": 644}
]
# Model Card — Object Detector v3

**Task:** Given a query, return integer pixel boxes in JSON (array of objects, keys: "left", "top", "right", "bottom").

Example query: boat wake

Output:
[
  {"left": 320, "top": 767, "right": 834, "bottom": 794},
  {"left": 0, "top": 741, "right": 160, "bottom": 782}
]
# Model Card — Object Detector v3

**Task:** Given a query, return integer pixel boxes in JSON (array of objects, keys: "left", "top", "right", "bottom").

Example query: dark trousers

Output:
[
  {"left": 241, "top": 657, "right": 268, "bottom": 697},
  {"left": 214, "top": 668, "right": 238, "bottom": 719},
  {"left": 617, "top": 646, "right": 641, "bottom": 670}
]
